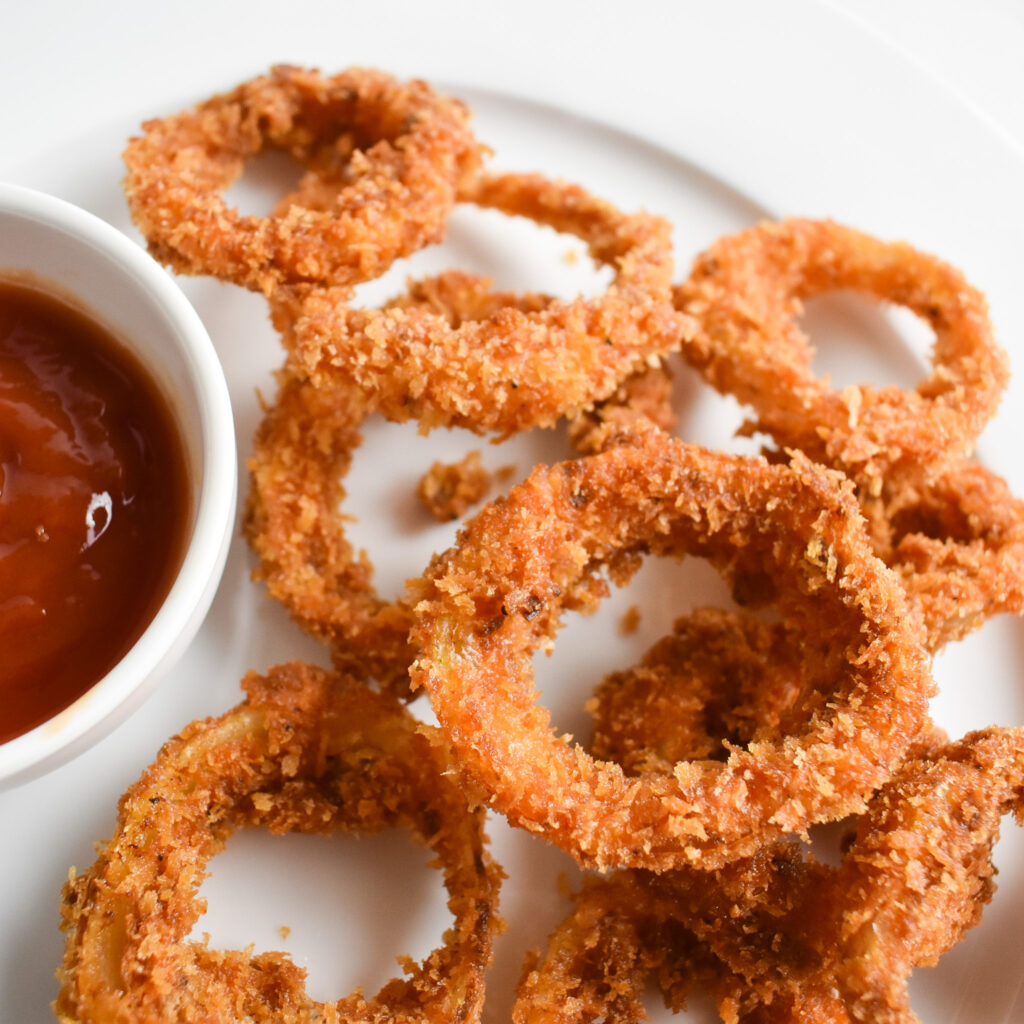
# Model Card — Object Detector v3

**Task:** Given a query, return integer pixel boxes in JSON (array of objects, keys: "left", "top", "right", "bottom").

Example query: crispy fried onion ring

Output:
[
  {"left": 56, "top": 662, "right": 503, "bottom": 1024},
  {"left": 677, "top": 218, "right": 1009, "bottom": 483},
  {"left": 864, "top": 459, "right": 1024, "bottom": 653},
  {"left": 515, "top": 728, "right": 1024, "bottom": 1023},
  {"left": 246, "top": 272, "right": 559, "bottom": 690},
  {"left": 276, "top": 171, "right": 690, "bottom": 436},
  {"left": 123, "top": 66, "right": 484, "bottom": 294},
  {"left": 409, "top": 431, "right": 934, "bottom": 871}
]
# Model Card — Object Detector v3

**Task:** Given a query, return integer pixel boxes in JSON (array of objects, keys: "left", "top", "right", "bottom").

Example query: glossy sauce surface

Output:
[{"left": 0, "top": 280, "right": 190, "bottom": 742}]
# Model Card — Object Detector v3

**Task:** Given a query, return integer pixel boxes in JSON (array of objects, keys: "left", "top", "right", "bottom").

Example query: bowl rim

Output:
[{"left": 0, "top": 182, "right": 237, "bottom": 786}]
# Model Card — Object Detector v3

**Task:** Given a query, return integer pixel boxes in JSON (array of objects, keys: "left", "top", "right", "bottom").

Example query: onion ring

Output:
[
  {"left": 277, "top": 171, "right": 689, "bottom": 436},
  {"left": 246, "top": 271, "right": 562, "bottom": 690},
  {"left": 677, "top": 218, "right": 1009, "bottom": 484},
  {"left": 123, "top": 66, "right": 484, "bottom": 294},
  {"left": 244, "top": 366, "right": 415, "bottom": 690},
  {"left": 56, "top": 662, "right": 503, "bottom": 1023},
  {"left": 409, "top": 430, "right": 934, "bottom": 871},
  {"left": 511, "top": 871, "right": 719, "bottom": 1024}
]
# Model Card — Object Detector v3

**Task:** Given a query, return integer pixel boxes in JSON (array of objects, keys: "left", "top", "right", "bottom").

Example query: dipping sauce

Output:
[{"left": 0, "top": 280, "right": 190, "bottom": 742}]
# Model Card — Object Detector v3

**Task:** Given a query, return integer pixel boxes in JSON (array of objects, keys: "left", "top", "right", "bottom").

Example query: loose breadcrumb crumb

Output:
[
  {"left": 417, "top": 450, "right": 492, "bottom": 522},
  {"left": 619, "top": 605, "right": 641, "bottom": 635}
]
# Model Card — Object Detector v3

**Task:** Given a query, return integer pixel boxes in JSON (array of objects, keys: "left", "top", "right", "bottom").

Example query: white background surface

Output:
[{"left": 3, "top": 2, "right": 1024, "bottom": 1022}]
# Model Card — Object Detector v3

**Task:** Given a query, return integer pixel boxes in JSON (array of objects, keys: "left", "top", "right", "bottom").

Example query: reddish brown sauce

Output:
[{"left": 0, "top": 280, "right": 190, "bottom": 742}]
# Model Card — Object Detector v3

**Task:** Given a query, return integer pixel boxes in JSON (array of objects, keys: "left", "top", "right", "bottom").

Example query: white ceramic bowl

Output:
[{"left": 0, "top": 183, "right": 236, "bottom": 787}]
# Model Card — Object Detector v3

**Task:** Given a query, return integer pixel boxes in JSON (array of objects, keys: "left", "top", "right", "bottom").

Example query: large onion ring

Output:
[
  {"left": 123, "top": 66, "right": 483, "bottom": 294},
  {"left": 409, "top": 431, "right": 934, "bottom": 871},
  {"left": 277, "top": 171, "right": 689, "bottom": 436},
  {"left": 677, "top": 218, "right": 1009, "bottom": 483},
  {"left": 56, "top": 662, "right": 503, "bottom": 1023}
]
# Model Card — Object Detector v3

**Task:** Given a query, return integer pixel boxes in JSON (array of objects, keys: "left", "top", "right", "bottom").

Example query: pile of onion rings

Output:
[
  {"left": 513, "top": 727, "right": 1024, "bottom": 1024},
  {"left": 62, "top": 66, "right": 1024, "bottom": 1022},
  {"left": 517, "top": 593, "right": 1022, "bottom": 1019}
]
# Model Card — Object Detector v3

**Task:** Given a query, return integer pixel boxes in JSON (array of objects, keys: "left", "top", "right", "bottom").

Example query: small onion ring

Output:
[
  {"left": 409, "top": 431, "right": 934, "bottom": 871},
  {"left": 511, "top": 872, "right": 718, "bottom": 1024},
  {"left": 277, "top": 171, "right": 689, "bottom": 437},
  {"left": 123, "top": 66, "right": 484, "bottom": 294},
  {"left": 677, "top": 218, "right": 1009, "bottom": 484},
  {"left": 56, "top": 662, "right": 503, "bottom": 1024}
]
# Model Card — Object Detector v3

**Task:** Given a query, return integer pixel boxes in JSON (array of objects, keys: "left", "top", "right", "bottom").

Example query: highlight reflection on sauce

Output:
[{"left": 0, "top": 280, "right": 190, "bottom": 742}]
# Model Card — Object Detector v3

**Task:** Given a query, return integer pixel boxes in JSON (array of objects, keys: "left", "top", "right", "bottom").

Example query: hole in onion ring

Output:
[
  {"left": 343, "top": 415, "right": 573, "bottom": 601},
  {"left": 222, "top": 149, "right": 307, "bottom": 217},
  {"left": 348, "top": 202, "right": 616, "bottom": 314},
  {"left": 798, "top": 291, "right": 932, "bottom": 391},
  {"left": 930, "top": 618, "right": 1024, "bottom": 734},
  {"left": 803, "top": 817, "right": 859, "bottom": 869},
  {"left": 532, "top": 556, "right": 741, "bottom": 746},
  {"left": 189, "top": 828, "right": 451, "bottom": 1003}
]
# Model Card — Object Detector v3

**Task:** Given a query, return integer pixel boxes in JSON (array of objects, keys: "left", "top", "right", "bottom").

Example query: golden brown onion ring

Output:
[
  {"left": 678, "top": 218, "right": 1009, "bottom": 484},
  {"left": 56, "top": 662, "right": 503, "bottom": 1024},
  {"left": 278, "top": 172, "right": 689, "bottom": 437},
  {"left": 123, "top": 66, "right": 483, "bottom": 294},
  {"left": 409, "top": 430, "right": 934, "bottom": 871},
  {"left": 512, "top": 871, "right": 720, "bottom": 1024},
  {"left": 246, "top": 272, "right": 560, "bottom": 691},
  {"left": 244, "top": 367, "right": 413, "bottom": 690}
]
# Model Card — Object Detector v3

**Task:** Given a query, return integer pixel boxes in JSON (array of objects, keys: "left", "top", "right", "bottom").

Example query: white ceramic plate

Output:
[{"left": 3, "top": 5, "right": 1024, "bottom": 1022}]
